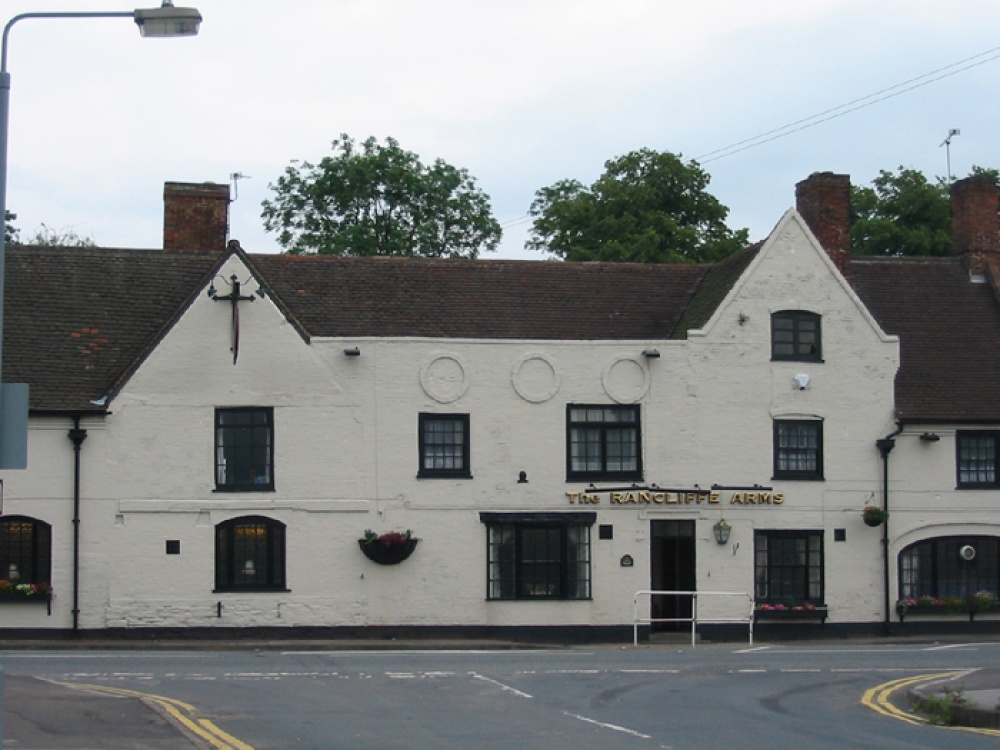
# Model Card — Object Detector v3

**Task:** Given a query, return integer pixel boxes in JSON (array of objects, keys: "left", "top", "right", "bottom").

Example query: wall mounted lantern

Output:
[
  {"left": 713, "top": 518, "right": 732, "bottom": 545},
  {"left": 343, "top": 347, "right": 361, "bottom": 357},
  {"left": 642, "top": 349, "right": 660, "bottom": 359}
]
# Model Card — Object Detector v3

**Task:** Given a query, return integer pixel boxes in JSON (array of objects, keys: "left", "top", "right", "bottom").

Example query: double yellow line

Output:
[
  {"left": 862, "top": 670, "right": 1000, "bottom": 737},
  {"left": 56, "top": 681, "right": 254, "bottom": 750}
]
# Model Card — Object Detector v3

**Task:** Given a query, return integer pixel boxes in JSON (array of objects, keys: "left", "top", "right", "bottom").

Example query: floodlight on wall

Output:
[
  {"left": 793, "top": 373, "right": 811, "bottom": 390},
  {"left": 517, "top": 471, "right": 528, "bottom": 484},
  {"left": 712, "top": 518, "right": 731, "bottom": 545},
  {"left": 344, "top": 347, "right": 361, "bottom": 357},
  {"left": 642, "top": 349, "right": 660, "bottom": 359},
  {"left": 134, "top": 1, "right": 202, "bottom": 37},
  {"left": 920, "top": 432, "right": 941, "bottom": 442}
]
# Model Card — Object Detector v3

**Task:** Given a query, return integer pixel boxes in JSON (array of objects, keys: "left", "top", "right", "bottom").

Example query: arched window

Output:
[
  {"left": 214, "top": 516, "right": 286, "bottom": 592},
  {"left": 899, "top": 536, "right": 999, "bottom": 599},
  {"left": 0, "top": 516, "right": 52, "bottom": 586}
]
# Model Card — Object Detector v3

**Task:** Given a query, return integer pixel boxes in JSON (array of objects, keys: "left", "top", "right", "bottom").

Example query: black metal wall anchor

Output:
[{"left": 207, "top": 274, "right": 265, "bottom": 365}]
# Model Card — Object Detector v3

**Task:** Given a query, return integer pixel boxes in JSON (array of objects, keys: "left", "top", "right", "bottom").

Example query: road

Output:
[{"left": 3, "top": 640, "right": 999, "bottom": 749}]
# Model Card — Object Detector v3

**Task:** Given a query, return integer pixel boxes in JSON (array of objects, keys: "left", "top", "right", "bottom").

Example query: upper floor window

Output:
[
  {"left": 772, "top": 311, "right": 822, "bottom": 362},
  {"left": 0, "top": 516, "right": 51, "bottom": 589},
  {"left": 215, "top": 407, "right": 274, "bottom": 491},
  {"left": 566, "top": 405, "right": 641, "bottom": 482},
  {"left": 418, "top": 413, "right": 471, "bottom": 478},
  {"left": 215, "top": 515, "right": 286, "bottom": 592},
  {"left": 773, "top": 419, "right": 824, "bottom": 480},
  {"left": 957, "top": 432, "right": 999, "bottom": 488}
]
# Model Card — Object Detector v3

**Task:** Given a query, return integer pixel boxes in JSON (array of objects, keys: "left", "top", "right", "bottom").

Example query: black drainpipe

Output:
[
  {"left": 67, "top": 417, "right": 88, "bottom": 633},
  {"left": 875, "top": 424, "right": 903, "bottom": 636}
]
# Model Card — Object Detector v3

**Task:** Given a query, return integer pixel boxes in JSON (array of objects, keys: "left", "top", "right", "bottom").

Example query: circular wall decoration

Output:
[
  {"left": 602, "top": 355, "right": 650, "bottom": 404},
  {"left": 511, "top": 353, "right": 560, "bottom": 403},
  {"left": 420, "top": 353, "right": 469, "bottom": 404}
]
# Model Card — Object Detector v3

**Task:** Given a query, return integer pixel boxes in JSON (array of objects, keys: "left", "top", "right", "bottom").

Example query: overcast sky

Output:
[{"left": 3, "top": 0, "right": 999, "bottom": 259}]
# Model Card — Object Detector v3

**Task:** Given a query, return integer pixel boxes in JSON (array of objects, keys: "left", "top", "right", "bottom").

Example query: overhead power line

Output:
[{"left": 695, "top": 46, "right": 1000, "bottom": 164}]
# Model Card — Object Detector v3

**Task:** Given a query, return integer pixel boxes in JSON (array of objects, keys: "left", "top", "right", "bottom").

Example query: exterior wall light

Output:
[
  {"left": 713, "top": 518, "right": 731, "bottom": 545},
  {"left": 919, "top": 432, "right": 940, "bottom": 442},
  {"left": 344, "top": 347, "right": 361, "bottom": 357},
  {"left": 642, "top": 349, "right": 660, "bottom": 358}
]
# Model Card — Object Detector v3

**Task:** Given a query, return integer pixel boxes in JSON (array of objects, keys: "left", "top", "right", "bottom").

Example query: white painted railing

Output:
[{"left": 632, "top": 590, "right": 755, "bottom": 646}]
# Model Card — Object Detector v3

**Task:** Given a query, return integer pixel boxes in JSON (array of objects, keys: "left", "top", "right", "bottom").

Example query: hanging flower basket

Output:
[
  {"left": 862, "top": 506, "right": 889, "bottom": 527},
  {"left": 358, "top": 530, "right": 419, "bottom": 565}
]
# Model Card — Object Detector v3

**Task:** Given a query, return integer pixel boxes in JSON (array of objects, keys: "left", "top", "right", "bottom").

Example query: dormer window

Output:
[{"left": 772, "top": 311, "right": 822, "bottom": 362}]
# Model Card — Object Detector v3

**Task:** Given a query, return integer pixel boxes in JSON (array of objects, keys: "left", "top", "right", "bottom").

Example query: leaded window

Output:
[
  {"left": 774, "top": 419, "right": 823, "bottom": 480},
  {"left": 215, "top": 516, "right": 286, "bottom": 592},
  {"left": 0, "top": 516, "right": 51, "bottom": 587},
  {"left": 215, "top": 407, "right": 274, "bottom": 491},
  {"left": 755, "top": 530, "right": 824, "bottom": 605},
  {"left": 957, "top": 432, "right": 999, "bottom": 488},
  {"left": 899, "top": 536, "right": 999, "bottom": 599},
  {"left": 772, "top": 311, "right": 822, "bottom": 362}
]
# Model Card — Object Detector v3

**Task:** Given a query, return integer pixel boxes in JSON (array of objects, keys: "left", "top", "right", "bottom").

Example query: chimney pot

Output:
[{"left": 951, "top": 176, "right": 999, "bottom": 277}]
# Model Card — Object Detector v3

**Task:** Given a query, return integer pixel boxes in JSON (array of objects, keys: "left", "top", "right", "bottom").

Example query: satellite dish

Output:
[{"left": 960, "top": 545, "right": 976, "bottom": 561}]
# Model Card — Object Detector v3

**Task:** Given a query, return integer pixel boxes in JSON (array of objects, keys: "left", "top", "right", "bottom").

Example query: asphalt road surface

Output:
[{"left": 4, "top": 639, "right": 1000, "bottom": 749}]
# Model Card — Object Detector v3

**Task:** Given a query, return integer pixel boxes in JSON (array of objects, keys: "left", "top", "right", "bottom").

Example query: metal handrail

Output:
[{"left": 632, "top": 589, "right": 755, "bottom": 646}]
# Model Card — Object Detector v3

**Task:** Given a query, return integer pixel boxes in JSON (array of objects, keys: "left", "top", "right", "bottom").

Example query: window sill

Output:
[
  {"left": 417, "top": 473, "right": 473, "bottom": 480},
  {"left": 772, "top": 476, "right": 825, "bottom": 482},
  {"left": 213, "top": 588, "right": 291, "bottom": 594},
  {"left": 213, "top": 486, "right": 275, "bottom": 493},
  {"left": 754, "top": 606, "right": 827, "bottom": 623}
]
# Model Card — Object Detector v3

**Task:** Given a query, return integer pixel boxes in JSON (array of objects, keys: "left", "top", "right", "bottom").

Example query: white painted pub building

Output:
[{"left": 2, "top": 173, "right": 1000, "bottom": 640}]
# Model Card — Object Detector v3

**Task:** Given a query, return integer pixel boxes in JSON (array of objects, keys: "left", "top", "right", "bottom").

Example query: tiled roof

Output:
[
  {"left": 249, "top": 254, "right": 708, "bottom": 340},
  {"left": 3, "top": 246, "right": 219, "bottom": 413},
  {"left": 850, "top": 257, "right": 1000, "bottom": 422}
]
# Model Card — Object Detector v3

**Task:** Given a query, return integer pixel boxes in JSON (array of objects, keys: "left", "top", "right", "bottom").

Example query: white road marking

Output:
[
  {"left": 469, "top": 672, "right": 533, "bottom": 699},
  {"left": 563, "top": 711, "right": 651, "bottom": 739}
]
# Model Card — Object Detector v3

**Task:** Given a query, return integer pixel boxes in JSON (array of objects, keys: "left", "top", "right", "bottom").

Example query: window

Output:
[
  {"left": 957, "top": 432, "right": 999, "bottom": 488},
  {"left": 215, "top": 407, "right": 273, "bottom": 491},
  {"left": 0, "top": 516, "right": 51, "bottom": 588},
  {"left": 772, "top": 311, "right": 822, "bottom": 362},
  {"left": 567, "top": 405, "right": 641, "bottom": 482},
  {"left": 773, "top": 419, "right": 823, "bottom": 480},
  {"left": 215, "top": 516, "right": 286, "bottom": 592},
  {"left": 899, "top": 536, "right": 999, "bottom": 599},
  {"left": 755, "top": 530, "right": 824, "bottom": 605},
  {"left": 418, "top": 413, "right": 471, "bottom": 478},
  {"left": 481, "top": 513, "right": 594, "bottom": 600}
]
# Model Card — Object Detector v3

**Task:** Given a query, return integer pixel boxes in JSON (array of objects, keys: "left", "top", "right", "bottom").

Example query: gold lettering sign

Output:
[{"left": 568, "top": 489, "right": 783, "bottom": 506}]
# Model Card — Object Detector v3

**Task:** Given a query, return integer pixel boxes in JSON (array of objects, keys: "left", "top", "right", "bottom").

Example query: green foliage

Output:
[
  {"left": 261, "top": 134, "right": 501, "bottom": 258},
  {"left": 4, "top": 210, "right": 17, "bottom": 245},
  {"left": 526, "top": 148, "right": 748, "bottom": 263},
  {"left": 22, "top": 223, "right": 95, "bottom": 247},
  {"left": 850, "top": 166, "right": 1000, "bottom": 257},
  {"left": 913, "top": 688, "right": 967, "bottom": 726}
]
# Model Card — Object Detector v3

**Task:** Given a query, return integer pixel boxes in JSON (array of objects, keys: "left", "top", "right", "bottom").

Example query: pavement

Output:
[{"left": 2, "top": 636, "right": 1000, "bottom": 747}]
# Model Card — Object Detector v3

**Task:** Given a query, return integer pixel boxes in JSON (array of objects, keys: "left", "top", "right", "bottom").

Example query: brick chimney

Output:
[
  {"left": 951, "top": 176, "right": 999, "bottom": 278},
  {"left": 795, "top": 172, "right": 852, "bottom": 277},
  {"left": 163, "top": 182, "right": 229, "bottom": 251}
]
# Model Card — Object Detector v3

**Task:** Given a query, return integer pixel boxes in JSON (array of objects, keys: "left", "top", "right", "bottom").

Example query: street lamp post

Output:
[
  {"left": 0, "top": 1, "right": 202, "bottom": 468},
  {"left": 0, "top": 5, "right": 201, "bottom": 744}
]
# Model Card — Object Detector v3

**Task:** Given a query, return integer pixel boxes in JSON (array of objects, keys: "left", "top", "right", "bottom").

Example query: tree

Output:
[
  {"left": 526, "top": 148, "right": 748, "bottom": 263},
  {"left": 850, "top": 167, "right": 952, "bottom": 257},
  {"left": 850, "top": 166, "right": 1000, "bottom": 256},
  {"left": 21, "top": 223, "right": 95, "bottom": 247},
  {"left": 261, "top": 135, "right": 501, "bottom": 258},
  {"left": 4, "top": 210, "right": 17, "bottom": 245}
]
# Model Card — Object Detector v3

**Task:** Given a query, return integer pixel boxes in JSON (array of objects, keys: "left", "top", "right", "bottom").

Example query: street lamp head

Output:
[{"left": 134, "top": 0, "right": 201, "bottom": 37}]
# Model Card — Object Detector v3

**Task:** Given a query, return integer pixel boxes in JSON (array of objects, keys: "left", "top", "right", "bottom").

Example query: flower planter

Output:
[
  {"left": 754, "top": 607, "right": 828, "bottom": 624},
  {"left": 0, "top": 591, "right": 52, "bottom": 615},
  {"left": 863, "top": 516, "right": 884, "bottom": 528},
  {"left": 896, "top": 604, "right": 999, "bottom": 622},
  {"left": 358, "top": 538, "right": 418, "bottom": 565}
]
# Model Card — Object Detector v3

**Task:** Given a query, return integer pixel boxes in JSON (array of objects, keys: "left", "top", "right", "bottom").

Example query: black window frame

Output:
[
  {"left": 566, "top": 404, "right": 642, "bottom": 482},
  {"left": 899, "top": 536, "right": 999, "bottom": 600},
  {"left": 771, "top": 310, "right": 822, "bottom": 362},
  {"left": 481, "top": 513, "right": 594, "bottom": 601},
  {"left": 215, "top": 407, "right": 274, "bottom": 492},
  {"left": 0, "top": 515, "right": 51, "bottom": 587},
  {"left": 754, "top": 529, "right": 824, "bottom": 606},
  {"left": 957, "top": 431, "right": 1000, "bottom": 488},
  {"left": 214, "top": 515, "right": 287, "bottom": 592},
  {"left": 418, "top": 413, "right": 472, "bottom": 479},
  {"left": 773, "top": 419, "right": 824, "bottom": 480}
]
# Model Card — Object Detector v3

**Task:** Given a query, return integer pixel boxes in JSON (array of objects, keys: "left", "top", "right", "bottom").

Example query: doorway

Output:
[{"left": 650, "top": 520, "right": 696, "bottom": 631}]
